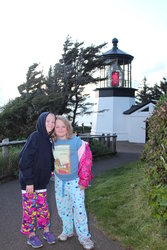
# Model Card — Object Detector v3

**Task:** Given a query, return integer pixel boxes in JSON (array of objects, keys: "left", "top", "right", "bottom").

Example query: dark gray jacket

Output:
[{"left": 19, "top": 112, "right": 54, "bottom": 190}]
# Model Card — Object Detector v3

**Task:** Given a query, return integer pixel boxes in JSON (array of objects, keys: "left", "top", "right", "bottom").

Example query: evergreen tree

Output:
[
  {"left": 18, "top": 63, "right": 46, "bottom": 98},
  {"left": 136, "top": 77, "right": 153, "bottom": 103},
  {"left": 151, "top": 77, "right": 167, "bottom": 100},
  {"left": 136, "top": 77, "right": 167, "bottom": 104},
  {"left": 53, "top": 36, "right": 107, "bottom": 124},
  {"left": 17, "top": 63, "right": 53, "bottom": 119}
]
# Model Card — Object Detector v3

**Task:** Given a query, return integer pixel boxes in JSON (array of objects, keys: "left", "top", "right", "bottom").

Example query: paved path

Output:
[{"left": 0, "top": 141, "right": 144, "bottom": 250}]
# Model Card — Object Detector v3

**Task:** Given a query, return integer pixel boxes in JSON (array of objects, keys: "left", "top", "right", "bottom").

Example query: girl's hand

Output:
[
  {"left": 79, "top": 185, "right": 86, "bottom": 191},
  {"left": 26, "top": 185, "right": 34, "bottom": 194}
]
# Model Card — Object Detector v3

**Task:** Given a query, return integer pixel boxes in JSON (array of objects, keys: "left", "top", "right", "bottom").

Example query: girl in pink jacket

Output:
[{"left": 53, "top": 116, "right": 94, "bottom": 250}]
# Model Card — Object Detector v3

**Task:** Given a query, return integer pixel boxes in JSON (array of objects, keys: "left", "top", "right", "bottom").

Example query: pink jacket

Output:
[{"left": 78, "top": 140, "right": 93, "bottom": 188}]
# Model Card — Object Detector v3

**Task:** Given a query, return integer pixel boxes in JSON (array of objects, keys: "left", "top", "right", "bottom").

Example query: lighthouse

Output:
[{"left": 91, "top": 38, "right": 136, "bottom": 141}]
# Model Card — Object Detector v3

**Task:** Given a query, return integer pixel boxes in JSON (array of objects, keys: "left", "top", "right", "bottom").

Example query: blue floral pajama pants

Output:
[{"left": 54, "top": 175, "right": 91, "bottom": 241}]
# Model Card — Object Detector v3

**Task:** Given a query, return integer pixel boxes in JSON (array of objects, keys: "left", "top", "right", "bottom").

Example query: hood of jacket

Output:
[{"left": 36, "top": 112, "right": 50, "bottom": 138}]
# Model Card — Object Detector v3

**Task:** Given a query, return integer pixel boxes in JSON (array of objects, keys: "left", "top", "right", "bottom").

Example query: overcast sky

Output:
[{"left": 0, "top": 0, "right": 167, "bottom": 107}]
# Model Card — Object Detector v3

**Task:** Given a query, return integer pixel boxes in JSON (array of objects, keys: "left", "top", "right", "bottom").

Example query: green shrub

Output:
[
  {"left": 141, "top": 94, "right": 167, "bottom": 222},
  {"left": 90, "top": 139, "right": 112, "bottom": 157},
  {"left": 8, "top": 146, "right": 21, "bottom": 177},
  {"left": 0, "top": 152, "right": 7, "bottom": 177},
  {"left": 0, "top": 146, "right": 21, "bottom": 179}
]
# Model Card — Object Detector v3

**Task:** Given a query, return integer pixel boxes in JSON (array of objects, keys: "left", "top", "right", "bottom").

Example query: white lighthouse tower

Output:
[{"left": 91, "top": 38, "right": 136, "bottom": 141}]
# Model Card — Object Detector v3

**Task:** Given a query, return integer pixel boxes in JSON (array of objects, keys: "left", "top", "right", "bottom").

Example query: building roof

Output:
[
  {"left": 103, "top": 38, "right": 134, "bottom": 64},
  {"left": 123, "top": 101, "right": 156, "bottom": 115}
]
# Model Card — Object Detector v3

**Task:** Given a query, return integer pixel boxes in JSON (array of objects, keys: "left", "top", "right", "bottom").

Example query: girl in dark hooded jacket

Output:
[{"left": 19, "top": 112, "right": 56, "bottom": 248}]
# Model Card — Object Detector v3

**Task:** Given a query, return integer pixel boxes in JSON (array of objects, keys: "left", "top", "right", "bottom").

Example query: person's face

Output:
[
  {"left": 45, "top": 114, "right": 55, "bottom": 134},
  {"left": 55, "top": 119, "right": 67, "bottom": 139}
]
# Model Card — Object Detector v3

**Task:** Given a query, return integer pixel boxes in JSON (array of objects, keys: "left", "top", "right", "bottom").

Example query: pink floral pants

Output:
[{"left": 20, "top": 191, "right": 50, "bottom": 235}]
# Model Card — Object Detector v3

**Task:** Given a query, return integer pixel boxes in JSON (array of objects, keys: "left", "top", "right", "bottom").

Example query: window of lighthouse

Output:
[{"left": 106, "top": 64, "right": 122, "bottom": 87}]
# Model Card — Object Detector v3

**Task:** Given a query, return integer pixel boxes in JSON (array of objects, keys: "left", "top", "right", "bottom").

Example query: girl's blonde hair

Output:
[{"left": 54, "top": 115, "right": 73, "bottom": 140}]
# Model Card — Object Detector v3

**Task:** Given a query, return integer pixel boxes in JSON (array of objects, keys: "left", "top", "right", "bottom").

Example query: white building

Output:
[
  {"left": 123, "top": 101, "right": 155, "bottom": 143},
  {"left": 91, "top": 38, "right": 155, "bottom": 143}
]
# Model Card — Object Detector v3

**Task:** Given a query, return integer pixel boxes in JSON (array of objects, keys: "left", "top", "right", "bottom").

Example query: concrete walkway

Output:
[{"left": 0, "top": 141, "right": 144, "bottom": 250}]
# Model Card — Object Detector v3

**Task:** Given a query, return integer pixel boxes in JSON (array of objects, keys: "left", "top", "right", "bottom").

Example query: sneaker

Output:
[
  {"left": 27, "top": 235, "right": 43, "bottom": 248},
  {"left": 79, "top": 238, "right": 94, "bottom": 250},
  {"left": 43, "top": 232, "right": 56, "bottom": 244},
  {"left": 58, "top": 232, "right": 74, "bottom": 241}
]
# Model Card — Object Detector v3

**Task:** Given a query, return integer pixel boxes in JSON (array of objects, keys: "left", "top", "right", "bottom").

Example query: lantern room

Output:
[{"left": 99, "top": 37, "right": 134, "bottom": 88}]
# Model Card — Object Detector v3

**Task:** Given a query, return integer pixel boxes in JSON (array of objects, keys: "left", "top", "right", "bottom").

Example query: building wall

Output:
[
  {"left": 91, "top": 95, "right": 135, "bottom": 140},
  {"left": 125, "top": 103, "right": 155, "bottom": 143},
  {"left": 126, "top": 115, "right": 146, "bottom": 143}
]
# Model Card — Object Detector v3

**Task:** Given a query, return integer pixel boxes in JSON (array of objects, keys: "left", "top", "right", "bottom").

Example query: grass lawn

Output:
[{"left": 86, "top": 161, "right": 167, "bottom": 250}]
